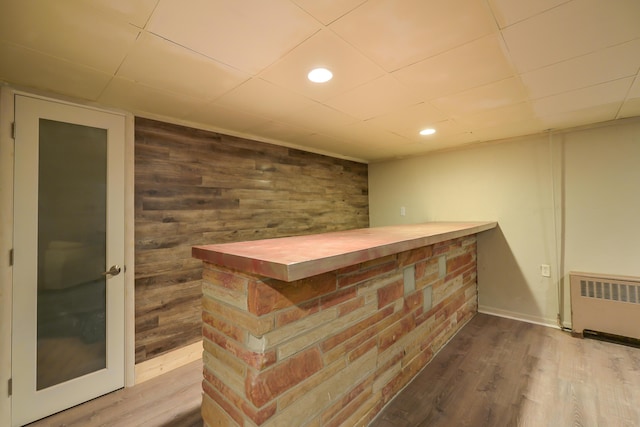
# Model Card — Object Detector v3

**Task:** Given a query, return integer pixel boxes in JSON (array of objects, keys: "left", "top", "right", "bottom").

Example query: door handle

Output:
[{"left": 102, "top": 265, "right": 122, "bottom": 277}]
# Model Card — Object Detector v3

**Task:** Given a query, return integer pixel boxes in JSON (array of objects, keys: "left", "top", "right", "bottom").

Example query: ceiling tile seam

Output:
[
  {"left": 252, "top": 27, "right": 328, "bottom": 81},
  {"left": 101, "top": 28, "right": 146, "bottom": 101},
  {"left": 0, "top": 40, "right": 115, "bottom": 101},
  {"left": 140, "top": 28, "right": 253, "bottom": 80},
  {"left": 140, "top": 0, "right": 162, "bottom": 30},
  {"left": 428, "top": 74, "right": 528, "bottom": 106},
  {"left": 484, "top": 4, "right": 528, "bottom": 90},
  {"left": 122, "top": 29, "right": 255, "bottom": 104},
  {"left": 0, "top": 36, "right": 124, "bottom": 81},
  {"left": 528, "top": 75, "right": 637, "bottom": 104},
  {"left": 294, "top": 101, "right": 363, "bottom": 127},
  {"left": 518, "top": 38, "right": 640, "bottom": 82},
  {"left": 386, "top": 31, "right": 512, "bottom": 78},
  {"left": 287, "top": 0, "right": 368, "bottom": 26},
  {"left": 102, "top": 75, "right": 211, "bottom": 111},
  {"left": 615, "top": 74, "right": 640, "bottom": 119},
  {"left": 507, "top": 36, "right": 640, "bottom": 75},
  {"left": 482, "top": 0, "right": 503, "bottom": 33},
  {"left": 321, "top": 25, "right": 399, "bottom": 74},
  {"left": 488, "top": 0, "right": 572, "bottom": 30},
  {"left": 321, "top": 71, "right": 409, "bottom": 111}
]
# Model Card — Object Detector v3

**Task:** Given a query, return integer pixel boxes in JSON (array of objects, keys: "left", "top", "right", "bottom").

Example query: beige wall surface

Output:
[{"left": 369, "top": 118, "right": 640, "bottom": 327}]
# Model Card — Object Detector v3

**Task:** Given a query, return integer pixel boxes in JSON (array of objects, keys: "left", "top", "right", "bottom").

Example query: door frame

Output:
[{"left": 0, "top": 85, "right": 136, "bottom": 426}]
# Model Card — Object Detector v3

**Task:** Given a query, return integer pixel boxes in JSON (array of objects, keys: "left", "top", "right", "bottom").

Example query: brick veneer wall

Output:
[{"left": 200, "top": 235, "right": 478, "bottom": 426}]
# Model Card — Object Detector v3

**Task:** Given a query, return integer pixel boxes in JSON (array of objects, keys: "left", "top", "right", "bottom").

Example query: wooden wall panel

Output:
[{"left": 134, "top": 117, "right": 369, "bottom": 363}]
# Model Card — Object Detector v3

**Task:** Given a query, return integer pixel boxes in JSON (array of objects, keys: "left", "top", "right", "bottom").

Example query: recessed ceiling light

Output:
[
  {"left": 419, "top": 128, "right": 436, "bottom": 136},
  {"left": 308, "top": 68, "right": 333, "bottom": 83}
]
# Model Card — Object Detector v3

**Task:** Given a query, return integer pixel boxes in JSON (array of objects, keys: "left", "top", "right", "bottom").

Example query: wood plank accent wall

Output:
[{"left": 134, "top": 117, "right": 369, "bottom": 363}]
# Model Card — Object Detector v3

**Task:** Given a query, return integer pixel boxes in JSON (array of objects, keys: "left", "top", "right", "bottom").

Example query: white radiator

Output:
[{"left": 570, "top": 272, "right": 640, "bottom": 340}]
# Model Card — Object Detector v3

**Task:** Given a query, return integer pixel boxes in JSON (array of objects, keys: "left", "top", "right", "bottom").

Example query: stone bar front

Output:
[{"left": 192, "top": 222, "right": 496, "bottom": 426}]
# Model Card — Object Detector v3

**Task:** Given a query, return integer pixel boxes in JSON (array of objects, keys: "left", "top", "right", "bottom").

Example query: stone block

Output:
[
  {"left": 248, "top": 272, "right": 337, "bottom": 316},
  {"left": 203, "top": 266, "right": 248, "bottom": 292},
  {"left": 245, "top": 347, "right": 323, "bottom": 408},
  {"left": 203, "top": 311, "right": 245, "bottom": 343},
  {"left": 277, "top": 359, "right": 346, "bottom": 410},
  {"left": 378, "top": 315, "right": 416, "bottom": 352},
  {"left": 275, "top": 299, "right": 320, "bottom": 328},
  {"left": 321, "top": 287, "right": 357, "bottom": 310},
  {"left": 337, "top": 260, "right": 397, "bottom": 288},
  {"left": 397, "top": 246, "right": 432, "bottom": 267},
  {"left": 337, "top": 296, "right": 365, "bottom": 317},
  {"left": 203, "top": 280, "right": 248, "bottom": 310},
  {"left": 202, "top": 394, "right": 238, "bottom": 427},
  {"left": 203, "top": 296, "right": 274, "bottom": 336},
  {"left": 203, "top": 324, "right": 276, "bottom": 371},
  {"left": 205, "top": 366, "right": 277, "bottom": 425},
  {"left": 320, "top": 377, "right": 373, "bottom": 425},
  {"left": 278, "top": 303, "right": 377, "bottom": 359},
  {"left": 377, "top": 279, "right": 404, "bottom": 309}
]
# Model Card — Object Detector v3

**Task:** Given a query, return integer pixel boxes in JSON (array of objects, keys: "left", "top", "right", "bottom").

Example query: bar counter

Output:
[{"left": 193, "top": 221, "right": 496, "bottom": 426}]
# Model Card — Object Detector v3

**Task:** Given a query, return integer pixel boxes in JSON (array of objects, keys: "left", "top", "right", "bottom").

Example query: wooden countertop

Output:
[{"left": 192, "top": 221, "right": 497, "bottom": 282}]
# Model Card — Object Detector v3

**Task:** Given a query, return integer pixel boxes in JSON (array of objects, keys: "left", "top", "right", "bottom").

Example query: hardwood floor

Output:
[
  {"left": 27, "top": 359, "right": 203, "bottom": 427},
  {"left": 370, "top": 313, "right": 640, "bottom": 427},
  {"left": 26, "top": 313, "right": 640, "bottom": 426}
]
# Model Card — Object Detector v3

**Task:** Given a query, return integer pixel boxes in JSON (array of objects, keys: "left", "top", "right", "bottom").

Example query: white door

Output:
[{"left": 12, "top": 95, "right": 125, "bottom": 426}]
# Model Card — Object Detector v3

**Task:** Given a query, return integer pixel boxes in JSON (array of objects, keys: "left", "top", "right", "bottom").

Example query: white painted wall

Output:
[{"left": 369, "top": 118, "right": 640, "bottom": 327}]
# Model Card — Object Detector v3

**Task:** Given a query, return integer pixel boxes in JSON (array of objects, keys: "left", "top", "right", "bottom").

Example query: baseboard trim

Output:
[
  {"left": 478, "top": 306, "right": 561, "bottom": 329},
  {"left": 134, "top": 340, "right": 203, "bottom": 385}
]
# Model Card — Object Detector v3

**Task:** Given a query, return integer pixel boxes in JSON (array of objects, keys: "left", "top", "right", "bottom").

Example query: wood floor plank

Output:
[
  {"left": 371, "top": 313, "right": 640, "bottom": 427},
  {"left": 25, "top": 314, "right": 640, "bottom": 427},
  {"left": 26, "top": 359, "right": 202, "bottom": 427}
]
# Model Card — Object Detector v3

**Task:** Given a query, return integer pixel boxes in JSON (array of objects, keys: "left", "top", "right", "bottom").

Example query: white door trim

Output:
[{"left": 0, "top": 86, "right": 135, "bottom": 427}]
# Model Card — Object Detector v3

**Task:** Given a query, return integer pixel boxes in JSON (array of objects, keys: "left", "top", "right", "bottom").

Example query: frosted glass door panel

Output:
[{"left": 36, "top": 119, "right": 108, "bottom": 390}]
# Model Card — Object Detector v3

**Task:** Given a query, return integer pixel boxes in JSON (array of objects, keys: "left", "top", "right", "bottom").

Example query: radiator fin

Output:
[{"left": 579, "top": 279, "right": 640, "bottom": 305}]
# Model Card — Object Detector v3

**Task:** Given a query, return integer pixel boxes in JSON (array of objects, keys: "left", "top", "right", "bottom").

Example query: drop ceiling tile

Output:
[
  {"left": 314, "top": 120, "right": 412, "bottom": 150},
  {"left": 283, "top": 103, "right": 359, "bottom": 133},
  {"left": 213, "top": 78, "right": 317, "bottom": 120},
  {"left": 0, "top": 1, "right": 142, "bottom": 74},
  {"left": 538, "top": 103, "right": 622, "bottom": 130},
  {"left": 0, "top": 42, "right": 112, "bottom": 100},
  {"left": 86, "top": 0, "right": 159, "bottom": 28},
  {"left": 298, "top": 133, "right": 370, "bottom": 160},
  {"left": 117, "top": 33, "right": 250, "bottom": 102},
  {"left": 184, "top": 102, "right": 271, "bottom": 133},
  {"left": 325, "top": 75, "right": 420, "bottom": 120},
  {"left": 291, "top": 0, "right": 367, "bottom": 25},
  {"left": 469, "top": 120, "right": 545, "bottom": 143},
  {"left": 244, "top": 120, "right": 315, "bottom": 143},
  {"left": 627, "top": 76, "right": 640, "bottom": 99},
  {"left": 330, "top": 0, "right": 496, "bottom": 72},
  {"left": 405, "top": 119, "right": 470, "bottom": 143},
  {"left": 366, "top": 102, "right": 449, "bottom": 138},
  {"left": 432, "top": 77, "right": 528, "bottom": 116},
  {"left": 487, "top": 0, "right": 569, "bottom": 28},
  {"left": 99, "top": 77, "right": 202, "bottom": 119},
  {"left": 522, "top": 39, "right": 640, "bottom": 99},
  {"left": 532, "top": 77, "right": 633, "bottom": 117},
  {"left": 502, "top": 0, "right": 640, "bottom": 73},
  {"left": 259, "top": 30, "right": 385, "bottom": 102},
  {"left": 376, "top": 130, "right": 481, "bottom": 160},
  {"left": 455, "top": 102, "right": 537, "bottom": 128},
  {"left": 618, "top": 98, "right": 640, "bottom": 119},
  {"left": 392, "top": 34, "right": 516, "bottom": 101},
  {"left": 147, "top": 0, "right": 321, "bottom": 75}
]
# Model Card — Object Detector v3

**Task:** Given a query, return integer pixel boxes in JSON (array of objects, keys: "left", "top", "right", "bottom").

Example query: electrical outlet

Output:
[
  {"left": 400, "top": 206, "right": 406, "bottom": 216},
  {"left": 540, "top": 264, "right": 551, "bottom": 277}
]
